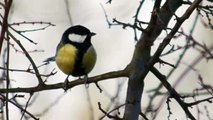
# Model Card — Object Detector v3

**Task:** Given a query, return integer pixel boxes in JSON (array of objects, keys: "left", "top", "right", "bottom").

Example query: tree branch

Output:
[
  {"left": 0, "top": 69, "right": 129, "bottom": 93},
  {"left": 150, "top": 67, "right": 196, "bottom": 120},
  {"left": 0, "top": 0, "right": 12, "bottom": 56},
  {"left": 8, "top": 31, "right": 44, "bottom": 86}
]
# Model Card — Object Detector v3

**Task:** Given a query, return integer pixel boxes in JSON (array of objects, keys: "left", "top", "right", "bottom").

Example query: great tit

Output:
[{"left": 45, "top": 25, "right": 97, "bottom": 88}]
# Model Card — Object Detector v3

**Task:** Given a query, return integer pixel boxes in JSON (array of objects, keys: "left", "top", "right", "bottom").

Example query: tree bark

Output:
[{"left": 123, "top": 0, "right": 183, "bottom": 119}]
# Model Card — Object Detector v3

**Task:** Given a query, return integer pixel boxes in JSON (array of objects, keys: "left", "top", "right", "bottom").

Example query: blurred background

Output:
[{"left": 1, "top": 0, "right": 212, "bottom": 120}]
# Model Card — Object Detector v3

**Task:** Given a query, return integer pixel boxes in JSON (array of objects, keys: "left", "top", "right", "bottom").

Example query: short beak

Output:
[{"left": 90, "top": 32, "right": 96, "bottom": 36}]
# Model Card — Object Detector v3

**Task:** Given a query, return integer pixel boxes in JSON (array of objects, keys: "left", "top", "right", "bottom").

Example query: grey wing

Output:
[
  {"left": 43, "top": 42, "right": 64, "bottom": 63},
  {"left": 43, "top": 56, "right": 55, "bottom": 63},
  {"left": 56, "top": 42, "right": 64, "bottom": 55}
]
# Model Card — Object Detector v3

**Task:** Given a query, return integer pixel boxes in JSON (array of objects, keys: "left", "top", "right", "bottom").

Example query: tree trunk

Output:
[{"left": 123, "top": 0, "right": 183, "bottom": 119}]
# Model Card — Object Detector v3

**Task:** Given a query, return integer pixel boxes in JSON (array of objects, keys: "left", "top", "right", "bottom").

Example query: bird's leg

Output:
[
  {"left": 63, "top": 75, "right": 70, "bottom": 91},
  {"left": 84, "top": 74, "right": 89, "bottom": 88}
]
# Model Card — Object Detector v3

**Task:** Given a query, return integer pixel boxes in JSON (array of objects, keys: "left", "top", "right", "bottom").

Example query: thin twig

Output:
[
  {"left": 64, "top": 0, "right": 73, "bottom": 25},
  {"left": 0, "top": 94, "right": 39, "bottom": 120},
  {"left": 20, "top": 94, "right": 33, "bottom": 120},
  {"left": 0, "top": 66, "right": 57, "bottom": 77},
  {"left": 151, "top": 67, "right": 196, "bottom": 120},
  {"left": 5, "top": 30, "right": 10, "bottom": 120},
  {"left": 98, "top": 102, "right": 124, "bottom": 120},
  {"left": 0, "top": 0, "right": 12, "bottom": 56},
  {"left": 85, "top": 88, "right": 95, "bottom": 120},
  {"left": 7, "top": 31, "right": 44, "bottom": 86}
]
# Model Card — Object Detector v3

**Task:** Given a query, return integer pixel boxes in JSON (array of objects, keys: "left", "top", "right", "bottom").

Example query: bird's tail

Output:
[{"left": 43, "top": 56, "right": 55, "bottom": 63}]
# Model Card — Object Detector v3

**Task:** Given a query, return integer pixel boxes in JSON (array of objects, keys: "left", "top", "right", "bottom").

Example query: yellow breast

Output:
[
  {"left": 82, "top": 46, "right": 97, "bottom": 74},
  {"left": 55, "top": 44, "right": 77, "bottom": 74}
]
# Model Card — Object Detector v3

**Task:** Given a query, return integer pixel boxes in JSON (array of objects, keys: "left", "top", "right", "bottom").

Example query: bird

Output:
[{"left": 44, "top": 25, "right": 97, "bottom": 89}]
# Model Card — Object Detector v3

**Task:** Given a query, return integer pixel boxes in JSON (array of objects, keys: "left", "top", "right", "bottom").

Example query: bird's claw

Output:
[
  {"left": 63, "top": 75, "right": 69, "bottom": 91},
  {"left": 84, "top": 75, "right": 89, "bottom": 88}
]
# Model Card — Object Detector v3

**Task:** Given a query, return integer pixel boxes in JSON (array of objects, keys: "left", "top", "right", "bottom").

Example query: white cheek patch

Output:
[{"left": 68, "top": 33, "right": 87, "bottom": 43}]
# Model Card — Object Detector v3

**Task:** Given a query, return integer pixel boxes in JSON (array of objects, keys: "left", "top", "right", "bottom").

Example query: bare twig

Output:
[
  {"left": 0, "top": 66, "right": 57, "bottom": 77},
  {"left": 0, "top": 0, "right": 12, "bottom": 56},
  {"left": 8, "top": 31, "right": 44, "bottom": 86},
  {"left": 0, "top": 94, "right": 39, "bottom": 120},
  {"left": 20, "top": 94, "right": 33, "bottom": 120},
  {"left": 151, "top": 67, "right": 196, "bottom": 120},
  {"left": 64, "top": 0, "right": 73, "bottom": 25},
  {"left": 98, "top": 102, "right": 124, "bottom": 120},
  {"left": 5, "top": 30, "right": 10, "bottom": 120}
]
